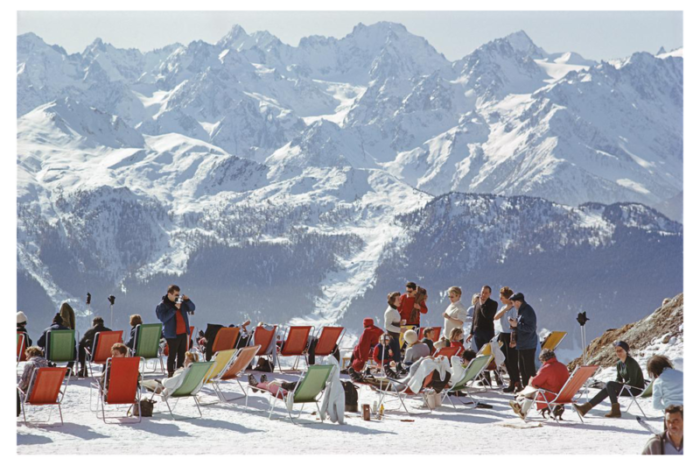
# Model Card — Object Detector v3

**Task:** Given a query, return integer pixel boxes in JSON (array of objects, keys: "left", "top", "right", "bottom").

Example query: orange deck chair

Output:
[
  {"left": 278, "top": 326, "right": 313, "bottom": 371},
  {"left": 209, "top": 327, "right": 240, "bottom": 359},
  {"left": 91, "top": 357, "right": 142, "bottom": 423},
  {"left": 17, "top": 333, "right": 27, "bottom": 365},
  {"left": 418, "top": 327, "right": 442, "bottom": 342},
  {"left": 312, "top": 326, "right": 345, "bottom": 363},
  {"left": 19, "top": 367, "right": 69, "bottom": 425},
  {"left": 434, "top": 346, "right": 461, "bottom": 358},
  {"left": 210, "top": 345, "right": 261, "bottom": 402},
  {"left": 85, "top": 330, "right": 123, "bottom": 377},
  {"left": 530, "top": 365, "right": 599, "bottom": 424}
]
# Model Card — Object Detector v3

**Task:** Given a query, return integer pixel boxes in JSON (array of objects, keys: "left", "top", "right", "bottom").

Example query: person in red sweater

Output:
[
  {"left": 350, "top": 318, "right": 384, "bottom": 373},
  {"left": 398, "top": 282, "right": 428, "bottom": 327},
  {"left": 509, "top": 349, "right": 570, "bottom": 420}
]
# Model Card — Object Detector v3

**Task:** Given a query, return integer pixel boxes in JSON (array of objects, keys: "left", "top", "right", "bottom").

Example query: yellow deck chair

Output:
[
  {"left": 203, "top": 349, "right": 237, "bottom": 385},
  {"left": 542, "top": 332, "right": 567, "bottom": 352}
]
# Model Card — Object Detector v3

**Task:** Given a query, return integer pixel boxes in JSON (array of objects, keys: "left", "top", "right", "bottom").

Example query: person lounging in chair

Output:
[
  {"left": 141, "top": 351, "right": 199, "bottom": 398},
  {"left": 509, "top": 349, "right": 569, "bottom": 420}
]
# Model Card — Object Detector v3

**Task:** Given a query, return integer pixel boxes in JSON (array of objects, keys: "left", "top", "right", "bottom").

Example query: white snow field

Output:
[{"left": 17, "top": 362, "right": 660, "bottom": 455}]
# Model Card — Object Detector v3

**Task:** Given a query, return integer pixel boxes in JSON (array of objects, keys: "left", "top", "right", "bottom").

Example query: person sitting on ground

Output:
[
  {"left": 77, "top": 317, "right": 112, "bottom": 378},
  {"left": 420, "top": 327, "right": 436, "bottom": 354},
  {"left": 17, "top": 311, "right": 32, "bottom": 347},
  {"left": 402, "top": 329, "right": 430, "bottom": 368},
  {"left": 647, "top": 355, "right": 683, "bottom": 410},
  {"left": 125, "top": 314, "right": 143, "bottom": 352},
  {"left": 642, "top": 404, "right": 683, "bottom": 455},
  {"left": 509, "top": 348, "right": 570, "bottom": 420},
  {"left": 140, "top": 351, "right": 199, "bottom": 397},
  {"left": 18, "top": 346, "right": 50, "bottom": 393},
  {"left": 574, "top": 340, "right": 645, "bottom": 418}
]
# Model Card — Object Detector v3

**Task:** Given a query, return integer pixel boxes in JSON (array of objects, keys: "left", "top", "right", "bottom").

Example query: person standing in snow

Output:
[
  {"left": 384, "top": 292, "right": 404, "bottom": 368},
  {"left": 467, "top": 285, "right": 498, "bottom": 350},
  {"left": 155, "top": 285, "right": 195, "bottom": 377},
  {"left": 647, "top": 355, "right": 683, "bottom": 410},
  {"left": 465, "top": 294, "right": 479, "bottom": 351},
  {"left": 508, "top": 292, "right": 537, "bottom": 388},
  {"left": 442, "top": 286, "right": 467, "bottom": 340},
  {"left": 574, "top": 340, "right": 644, "bottom": 418},
  {"left": 397, "top": 282, "right": 428, "bottom": 327},
  {"left": 494, "top": 286, "right": 520, "bottom": 392}
]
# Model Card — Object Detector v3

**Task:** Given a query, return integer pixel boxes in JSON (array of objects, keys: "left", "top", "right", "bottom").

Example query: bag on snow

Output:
[
  {"left": 341, "top": 381, "right": 359, "bottom": 412},
  {"left": 130, "top": 398, "right": 156, "bottom": 417},
  {"left": 254, "top": 356, "right": 274, "bottom": 373}
]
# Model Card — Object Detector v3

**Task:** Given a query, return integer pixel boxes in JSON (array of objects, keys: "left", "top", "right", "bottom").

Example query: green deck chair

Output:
[
  {"left": 158, "top": 361, "right": 215, "bottom": 419},
  {"left": 47, "top": 330, "right": 76, "bottom": 365},
  {"left": 441, "top": 354, "right": 493, "bottom": 408},
  {"left": 132, "top": 324, "right": 165, "bottom": 373},
  {"left": 266, "top": 364, "right": 334, "bottom": 424}
]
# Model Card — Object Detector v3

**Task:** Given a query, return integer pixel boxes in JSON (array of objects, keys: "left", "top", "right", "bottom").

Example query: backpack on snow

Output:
[
  {"left": 254, "top": 356, "right": 274, "bottom": 373},
  {"left": 341, "top": 381, "right": 359, "bottom": 412}
]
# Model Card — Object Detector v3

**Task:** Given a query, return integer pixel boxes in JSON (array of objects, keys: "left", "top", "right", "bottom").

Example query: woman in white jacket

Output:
[
  {"left": 647, "top": 355, "right": 683, "bottom": 410},
  {"left": 141, "top": 351, "right": 199, "bottom": 397},
  {"left": 384, "top": 292, "right": 404, "bottom": 371}
]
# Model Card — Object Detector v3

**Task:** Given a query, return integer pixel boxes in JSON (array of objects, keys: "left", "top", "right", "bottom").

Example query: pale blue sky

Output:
[{"left": 17, "top": 11, "right": 683, "bottom": 61}]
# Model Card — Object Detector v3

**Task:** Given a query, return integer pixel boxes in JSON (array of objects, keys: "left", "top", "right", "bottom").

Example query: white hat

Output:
[
  {"left": 17, "top": 311, "right": 28, "bottom": 324},
  {"left": 403, "top": 329, "right": 418, "bottom": 345}
]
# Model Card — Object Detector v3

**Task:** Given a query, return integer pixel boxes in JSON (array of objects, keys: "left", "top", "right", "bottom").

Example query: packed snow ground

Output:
[{"left": 17, "top": 360, "right": 662, "bottom": 455}]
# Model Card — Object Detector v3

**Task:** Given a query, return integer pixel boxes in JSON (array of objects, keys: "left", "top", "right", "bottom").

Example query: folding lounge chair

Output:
[
  {"left": 433, "top": 346, "right": 461, "bottom": 358},
  {"left": 46, "top": 329, "right": 77, "bottom": 368},
  {"left": 156, "top": 361, "right": 215, "bottom": 420},
  {"left": 529, "top": 365, "right": 599, "bottom": 423},
  {"left": 379, "top": 368, "right": 442, "bottom": 415},
  {"left": 278, "top": 326, "right": 313, "bottom": 371},
  {"left": 85, "top": 330, "right": 123, "bottom": 377},
  {"left": 15, "top": 333, "right": 27, "bottom": 382},
  {"left": 90, "top": 357, "right": 142, "bottom": 423},
  {"left": 542, "top": 331, "right": 568, "bottom": 352},
  {"left": 312, "top": 326, "right": 344, "bottom": 364},
  {"left": 441, "top": 354, "right": 493, "bottom": 408},
  {"left": 252, "top": 325, "right": 278, "bottom": 367},
  {"left": 18, "top": 367, "right": 69, "bottom": 425},
  {"left": 131, "top": 323, "right": 165, "bottom": 373},
  {"left": 195, "top": 348, "right": 237, "bottom": 403},
  {"left": 209, "top": 327, "right": 240, "bottom": 358},
  {"left": 15, "top": 333, "right": 27, "bottom": 366},
  {"left": 256, "top": 364, "right": 334, "bottom": 424},
  {"left": 209, "top": 345, "right": 261, "bottom": 403},
  {"left": 476, "top": 340, "right": 505, "bottom": 387},
  {"left": 621, "top": 380, "right": 653, "bottom": 419}
]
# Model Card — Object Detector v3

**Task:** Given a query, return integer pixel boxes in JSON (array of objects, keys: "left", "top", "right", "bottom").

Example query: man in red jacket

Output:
[
  {"left": 509, "top": 349, "right": 570, "bottom": 420},
  {"left": 350, "top": 318, "right": 384, "bottom": 372},
  {"left": 398, "top": 282, "right": 428, "bottom": 326}
]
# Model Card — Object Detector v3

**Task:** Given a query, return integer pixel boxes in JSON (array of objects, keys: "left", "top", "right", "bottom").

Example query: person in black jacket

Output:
[
  {"left": 467, "top": 285, "right": 498, "bottom": 350},
  {"left": 77, "top": 317, "right": 112, "bottom": 377},
  {"left": 509, "top": 292, "right": 538, "bottom": 388},
  {"left": 125, "top": 314, "right": 143, "bottom": 352}
]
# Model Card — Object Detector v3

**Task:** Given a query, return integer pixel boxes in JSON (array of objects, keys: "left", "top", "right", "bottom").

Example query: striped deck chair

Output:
[
  {"left": 278, "top": 326, "right": 313, "bottom": 371},
  {"left": 441, "top": 354, "right": 493, "bottom": 408},
  {"left": 46, "top": 329, "right": 77, "bottom": 368},
  {"left": 19, "top": 367, "right": 69, "bottom": 425},
  {"left": 530, "top": 365, "right": 599, "bottom": 423},
  {"left": 85, "top": 330, "right": 123, "bottom": 377}
]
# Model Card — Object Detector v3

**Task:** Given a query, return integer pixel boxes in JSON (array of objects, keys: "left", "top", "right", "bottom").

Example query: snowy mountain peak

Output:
[
  {"left": 656, "top": 46, "right": 667, "bottom": 55},
  {"left": 19, "top": 97, "right": 145, "bottom": 149},
  {"left": 217, "top": 24, "right": 250, "bottom": 48},
  {"left": 504, "top": 30, "right": 546, "bottom": 58}
]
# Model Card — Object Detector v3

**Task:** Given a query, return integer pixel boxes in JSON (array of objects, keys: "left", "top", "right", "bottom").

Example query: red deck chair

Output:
[
  {"left": 210, "top": 345, "right": 261, "bottom": 402},
  {"left": 278, "top": 326, "right": 313, "bottom": 371},
  {"left": 312, "top": 326, "right": 345, "bottom": 363},
  {"left": 85, "top": 330, "right": 123, "bottom": 377},
  {"left": 90, "top": 357, "right": 142, "bottom": 423},
  {"left": 164, "top": 326, "right": 196, "bottom": 356},
  {"left": 433, "top": 346, "right": 461, "bottom": 358},
  {"left": 17, "top": 333, "right": 27, "bottom": 365},
  {"left": 530, "top": 365, "right": 599, "bottom": 424},
  {"left": 210, "top": 327, "right": 240, "bottom": 358},
  {"left": 418, "top": 327, "right": 441, "bottom": 342},
  {"left": 19, "top": 367, "right": 69, "bottom": 425},
  {"left": 252, "top": 325, "right": 277, "bottom": 356}
]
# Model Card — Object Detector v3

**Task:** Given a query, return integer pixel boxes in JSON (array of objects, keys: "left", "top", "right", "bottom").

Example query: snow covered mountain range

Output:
[{"left": 17, "top": 23, "right": 683, "bottom": 343}]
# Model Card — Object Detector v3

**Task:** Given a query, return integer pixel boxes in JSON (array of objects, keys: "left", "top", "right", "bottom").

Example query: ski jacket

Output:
[
  {"left": 398, "top": 294, "right": 428, "bottom": 326},
  {"left": 515, "top": 302, "right": 538, "bottom": 350},
  {"left": 351, "top": 318, "right": 384, "bottom": 372},
  {"left": 155, "top": 296, "right": 195, "bottom": 339},
  {"left": 616, "top": 355, "right": 645, "bottom": 390},
  {"left": 530, "top": 356, "right": 570, "bottom": 409},
  {"left": 652, "top": 367, "right": 684, "bottom": 410}
]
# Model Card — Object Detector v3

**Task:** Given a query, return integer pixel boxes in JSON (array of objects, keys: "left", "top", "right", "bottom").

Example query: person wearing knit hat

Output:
[
  {"left": 574, "top": 340, "right": 645, "bottom": 418},
  {"left": 402, "top": 329, "right": 430, "bottom": 368},
  {"left": 17, "top": 311, "right": 32, "bottom": 348}
]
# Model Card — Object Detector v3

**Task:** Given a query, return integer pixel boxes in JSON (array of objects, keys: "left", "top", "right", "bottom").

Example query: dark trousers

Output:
[
  {"left": 78, "top": 343, "right": 89, "bottom": 369},
  {"left": 518, "top": 348, "right": 537, "bottom": 387},
  {"left": 498, "top": 332, "right": 520, "bottom": 386},
  {"left": 166, "top": 333, "right": 188, "bottom": 375},
  {"left": 473, "top": 331, "right": 494, "bottom": 352},
  {"left": 589, "top": 381, "right": 643, "bottom": 407},
  {"left": 387, "top": 331, "right": 402, "bottom": 364}
]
